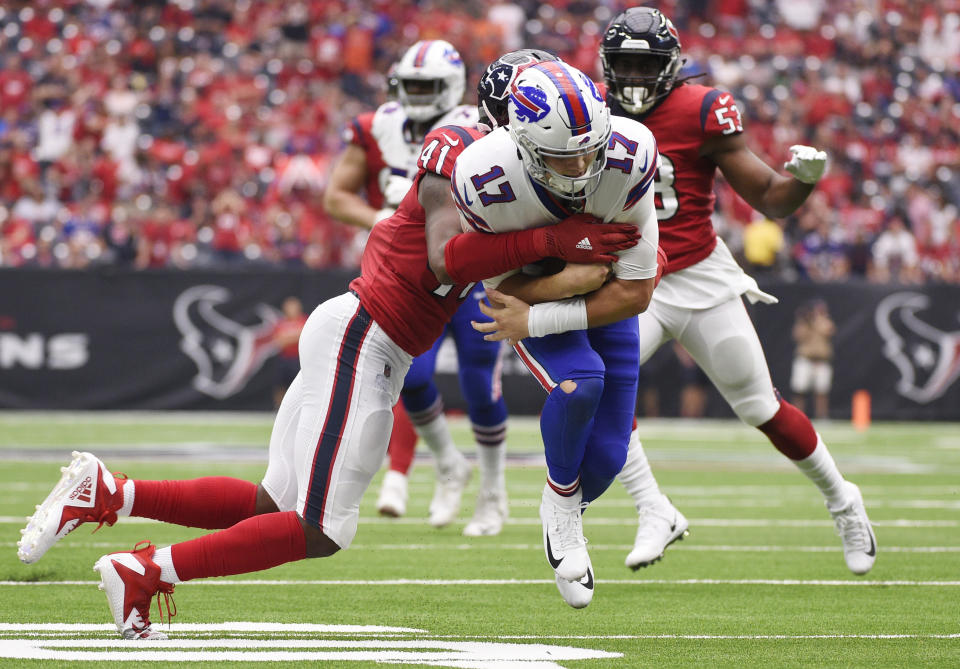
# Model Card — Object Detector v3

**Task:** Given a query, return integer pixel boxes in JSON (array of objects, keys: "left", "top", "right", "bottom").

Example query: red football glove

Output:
[
  {"left": 655, "top": 245, "right": 668, "bottom": 287},
  {"left": 534, "top": 214, "right": 640, "bottom": 264}
]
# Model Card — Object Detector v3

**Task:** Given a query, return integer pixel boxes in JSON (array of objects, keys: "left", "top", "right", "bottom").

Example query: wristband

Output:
[{"left": 527, "top": 297, "right": 588, "bottom": 337}]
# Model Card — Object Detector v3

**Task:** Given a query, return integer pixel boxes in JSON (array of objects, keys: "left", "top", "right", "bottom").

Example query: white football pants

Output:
[
  {"left": 639, "top": 296, "right": 780, "bottom": 426},
  {"left": 261, "top": 292, "right": 411, "bottom": 549}
]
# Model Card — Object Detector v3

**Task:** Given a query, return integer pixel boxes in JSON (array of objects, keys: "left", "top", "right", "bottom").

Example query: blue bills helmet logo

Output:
[
  {"left": 510, "top": 84, "right": 551, "bottom": 122},
  {"left": 580, "top": 73, "right": 604, "bottom": 102},
  {"left": 442, "top": 45, "right": 463, "bottom": 66}
]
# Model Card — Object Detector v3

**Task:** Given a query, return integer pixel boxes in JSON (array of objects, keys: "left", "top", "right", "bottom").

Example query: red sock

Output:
[
  {"left": 132, "top": 477, "right": 258, "bottom": 529},
  {"left": 388, "top": 404, "right": 417, "bottom": 475},
  {"left": 757, "top": 399, "right": 817, "bottom": 460},
  {"left": 171, "top": 510, "right": 306, "bottom": 582}
]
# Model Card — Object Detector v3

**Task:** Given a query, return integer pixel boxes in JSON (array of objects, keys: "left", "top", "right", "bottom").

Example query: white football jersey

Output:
[
  {"left": 371, "top": 102, "right": 478, "bottom": 179},
  {"left": 451, "top": 116, "right": 660, "bottom": 288}
]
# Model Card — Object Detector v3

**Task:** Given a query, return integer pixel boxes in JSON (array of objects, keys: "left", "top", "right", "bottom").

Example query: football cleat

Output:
[
  {"left": 93, "top": 540, "right": 175, "bottom": 640},
  {"left": 625, "top": 494, "right": 689, "bottom": 570},
  {"left": 829, "top": 481, "right": 877, "bottom": 575},
  {"left": 18, "top": 451, "right": 125, "bottom": 564},
  {"left": 463, "top": 487, "right": 508, "bottom": 537},
  {"left": 376, "top": 470, "right": 409, "bottom": 518},
  {"left": 555, "top": 558, "right": 595, "bottom": 609},
  {"left": 539, "top": 484, "right": 590, "bottom": 582},
  {"left": 428, "top": 452, "right": 472, "bottom": 528}
]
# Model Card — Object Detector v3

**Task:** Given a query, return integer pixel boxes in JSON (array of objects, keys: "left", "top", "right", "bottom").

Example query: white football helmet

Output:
[
  {"left": 393, "top": 40, "right": 466, "bottom": 122},
  {"left": 507, "top": 62, "right": 611, "bottom": 200}
]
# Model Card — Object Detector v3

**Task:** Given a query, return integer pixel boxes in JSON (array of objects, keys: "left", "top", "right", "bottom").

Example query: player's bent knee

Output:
[
  {"left": 732, "top": 395, "right": 779, "bottom": 427},
  {"left": 710, "top": 335, "right": 763, "bottom": 389},
  {"left": 298, "top": 517, "right": 341, "bottom": 558},
  {"left": 559, "top": 379, "right": 578, "bottom": 393}
]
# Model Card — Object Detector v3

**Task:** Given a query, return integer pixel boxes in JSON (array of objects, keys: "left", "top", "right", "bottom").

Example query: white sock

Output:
[
  {"left": 477, "top": 442, "right": 505, "bottom": 491},
  {"left": 152, "top": 546, "right": 181, "bottom": 584},
  {"left": 118, "top": 479, "right": 135, "bottom": 517},
  {"left": 617, "top": 428, "right": 664, "bottom": 508},
  {"left": 544, "top": 479, "right": 581, "bottom": 508},
  {"left": 414, "top": 412, "right": 460, "bottom": 471},
  {"left": 794, "top": 435, "right": 847, "bottom": 509}
]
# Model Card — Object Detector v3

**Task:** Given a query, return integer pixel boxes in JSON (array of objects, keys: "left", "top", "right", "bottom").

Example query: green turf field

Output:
[{"left": 0, "top": 412, "right": 957, "bottom": 667}]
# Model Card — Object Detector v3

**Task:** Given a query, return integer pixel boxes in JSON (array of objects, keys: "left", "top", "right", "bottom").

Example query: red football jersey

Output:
[
  {"left": 344, "top": 111, "right": 388, "bottom": 209},
  {"left": 349, "top": 125, "right": 485, "bottom": 357},
  {"left": 608, "top": 83, "right": 744, "bottom": 273}
]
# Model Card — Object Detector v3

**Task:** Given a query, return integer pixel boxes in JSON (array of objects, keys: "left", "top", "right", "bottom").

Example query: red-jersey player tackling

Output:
[
  {"left": 600, "top": 7, "right": 876, "bottom": 575},
  {"left": 16, "top": 53, "right": 639, "bottom": 638},
  {"left": 324, "top": 40, "right": 507, "bottom": 533}
]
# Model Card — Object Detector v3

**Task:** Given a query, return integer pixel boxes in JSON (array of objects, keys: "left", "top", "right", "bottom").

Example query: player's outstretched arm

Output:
[
  {"left": 706, "top": 133, "right": 826, "bottom": 219},
  {"left": 323, "top": 144, "right": 384, "bottom": 230},
  {"left": 423, "top": 174, "right": 640, "bottom": 285}
]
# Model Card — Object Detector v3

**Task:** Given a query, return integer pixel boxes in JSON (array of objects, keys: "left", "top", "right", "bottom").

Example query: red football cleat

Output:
[
  {"left": 18, "top": 451, "right": 126, "bottom": 564},
  {"left": 94, "top": 540, "right": 176, "bottom": 640}
]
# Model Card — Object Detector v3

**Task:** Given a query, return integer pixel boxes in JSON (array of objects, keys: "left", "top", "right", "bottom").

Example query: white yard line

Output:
[
  {"left": 2, "top": 578, "right": 959, "bottom": 586},
  {"left": 9, "top": 541, "right": 956, "bottom": 553},
  {"left": 1, "top": 515, "right": 957, "bottom": 527}
]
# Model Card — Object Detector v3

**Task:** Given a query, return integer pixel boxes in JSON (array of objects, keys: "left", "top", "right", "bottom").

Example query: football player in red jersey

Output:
[
  {"left": 16, "top": 53, "right": 639, "bottom": 639},
  {"left": 600, "top": 7, "right": 876, "bottom": 575},
  {"left": 324, "top": 40, "right": 507, "bottom": 531},
  {"left": 325, "top": 44, "right": 568, "bottom": 534}
]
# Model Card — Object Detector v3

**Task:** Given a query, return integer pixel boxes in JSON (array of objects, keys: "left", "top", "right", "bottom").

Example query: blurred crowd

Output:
[{"left": 0, "top": 0, "right": 957, "bottom": 283}]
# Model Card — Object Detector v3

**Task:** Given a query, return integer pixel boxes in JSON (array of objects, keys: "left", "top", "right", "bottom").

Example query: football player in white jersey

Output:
[
  {"left": 324, "top": 40, "right": 510, "bottom": 533},
  {"left": 454, "top": 61, "right": 662, "bottom": 608}
]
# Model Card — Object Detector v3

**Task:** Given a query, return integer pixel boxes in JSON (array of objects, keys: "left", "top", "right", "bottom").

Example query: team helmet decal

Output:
[{"left": 510, "top": 84, "right": 552, "bottom": 123}]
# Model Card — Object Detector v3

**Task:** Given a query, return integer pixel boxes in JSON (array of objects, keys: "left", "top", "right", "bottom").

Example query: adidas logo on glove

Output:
[{"left": 575, "top": 237, "right": 593, "bottom": 251}]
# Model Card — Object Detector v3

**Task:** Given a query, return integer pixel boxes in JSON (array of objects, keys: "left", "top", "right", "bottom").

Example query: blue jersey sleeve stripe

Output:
[
  {"left": 439, "top": 125, "right": 476, "bottom": 147},
  {"left": 350, "top": 119, "right": 365, "bottom": 146},
  {"left": 700, "top": 89, "right": 722, "bottom": 131}
]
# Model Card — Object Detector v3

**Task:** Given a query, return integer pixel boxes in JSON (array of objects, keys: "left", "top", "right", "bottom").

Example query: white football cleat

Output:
[
  {"left": 93, "top": 540, "right": 175, "bottom": 640},
  {"left": 555, "top": 558, "right": 594, "bottom": 609},
  {"left": 428, "top": 452, "right": 472, "bottom": 528},
  {"left": 829, "top": 481, "right": 877, "bottom": 575},
  {"left": 539, "top": 484, "right": 590, "bottom": 582},
  {"left": 625, "top": 494, "right": 689, "bottom": 570},
  {"left": 463, "top": 487, "right": 508, "bottom": 537},
  {"left": 376, "top": 470, "right": 409, "bottom": 518},
  {"left": 18, "top": 451, "right": 125, "bottom": 564}
]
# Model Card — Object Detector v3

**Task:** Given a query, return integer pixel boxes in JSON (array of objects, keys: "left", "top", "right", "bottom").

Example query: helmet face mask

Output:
[
  {"left": 507, "top": 62, "right": 612, "bottom": 200},
  {"left": 393, "top": 40, "right": 466, "bottom": 122},
  {"left": 477, "top": 49, "right": 559, "bottom": 130},
  {"left": 601, "top": 7, "right": 683, "bottom": 115}
]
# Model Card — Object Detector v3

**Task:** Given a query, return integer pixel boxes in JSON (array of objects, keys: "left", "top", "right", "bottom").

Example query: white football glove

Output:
[
  {"left": 383, "top": 174, "right": 414, "bottom": 208},
  {"left": 783, "top": 145, "right": 827, "bottom": 185}
]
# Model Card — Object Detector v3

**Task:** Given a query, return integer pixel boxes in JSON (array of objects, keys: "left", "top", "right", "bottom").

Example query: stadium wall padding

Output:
[{"left": 0, "top": 268, "right": 958, "bottom": 419}]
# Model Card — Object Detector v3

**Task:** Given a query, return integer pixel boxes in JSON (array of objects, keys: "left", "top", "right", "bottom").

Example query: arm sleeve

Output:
[
  {"left": 344, "top": 113, "right": 374, "bottom": 150},
  {"left": 417, "top": 125, "right": 482, "bottom": 178},
  {"left": 701, "top": 88, "right": 745, "bottom": 138}
]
